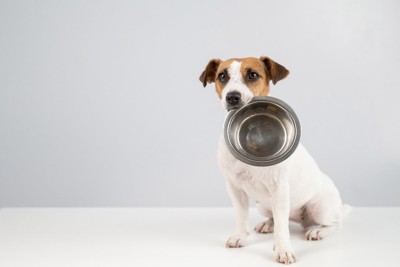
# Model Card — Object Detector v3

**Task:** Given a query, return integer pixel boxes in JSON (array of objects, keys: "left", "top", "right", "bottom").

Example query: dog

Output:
[{"left": 199, "top": 56, "right": 350, "bottom": 264}]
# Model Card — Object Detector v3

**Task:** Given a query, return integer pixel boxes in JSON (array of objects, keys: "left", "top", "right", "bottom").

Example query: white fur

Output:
[
  {"left": 218, "top": 61, "right": 349, "bottom": 264},
  {"left": 221, "top": 61, "right": 253, "bottom": 110}
]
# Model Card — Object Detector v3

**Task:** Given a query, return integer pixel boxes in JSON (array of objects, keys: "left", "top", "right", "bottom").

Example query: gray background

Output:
[{"left": 1, "top": 0, "right": 399, "bottom": 207}]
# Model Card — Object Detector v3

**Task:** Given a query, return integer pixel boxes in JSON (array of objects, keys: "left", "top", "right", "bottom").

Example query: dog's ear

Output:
[
  {"left": 260, "top": 56, "right": 289, "bottom": 85},
  {"left": 199, "top": 59, "right": 221, "bottom": 87}
]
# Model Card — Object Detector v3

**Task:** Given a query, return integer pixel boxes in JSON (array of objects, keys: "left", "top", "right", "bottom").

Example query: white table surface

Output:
[{"left": 0, "top": 207, "right": 399, "bottom": 267}]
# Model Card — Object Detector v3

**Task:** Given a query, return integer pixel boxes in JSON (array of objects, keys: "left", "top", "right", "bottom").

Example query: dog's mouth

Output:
[
  {"left": 227, "top": 105, "right": 241, "bottom": 112},
  {"left": 227, "top": 103, "right": 244, "bottom": 112}
]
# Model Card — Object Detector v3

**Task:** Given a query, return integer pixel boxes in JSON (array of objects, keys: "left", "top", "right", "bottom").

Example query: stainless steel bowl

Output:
[{"left": 224, "top": 96, "right": 301, "bottom": 166}]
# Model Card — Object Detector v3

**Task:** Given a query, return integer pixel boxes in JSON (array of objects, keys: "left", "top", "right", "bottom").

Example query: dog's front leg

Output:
[
  {"left": 225, "top": 180, "right": 249, "bottom": 248},
  {"left": 269, "top": 179, "right": 296, "bottom": 264}
]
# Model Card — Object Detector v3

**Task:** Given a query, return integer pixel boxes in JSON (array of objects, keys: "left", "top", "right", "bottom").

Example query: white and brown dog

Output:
[{"left": 200, "top": 57, "right": 350, "bottom": 264}]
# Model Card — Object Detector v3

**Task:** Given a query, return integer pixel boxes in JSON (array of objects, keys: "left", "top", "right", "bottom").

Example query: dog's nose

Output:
[{"left": 226, "top": 91, "right": 241, "bottom": 105}]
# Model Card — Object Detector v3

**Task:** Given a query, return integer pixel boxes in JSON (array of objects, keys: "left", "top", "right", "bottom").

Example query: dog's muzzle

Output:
[{"left": 226, "top": 91, "right": 243, "bottom": 111}]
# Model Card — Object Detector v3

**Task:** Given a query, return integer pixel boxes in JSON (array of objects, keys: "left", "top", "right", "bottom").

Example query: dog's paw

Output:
[
  {"left": 254, "top": 218, "right": 274, "bottom": 234},
  {"left": 275, "top": 251, "right": 296, "bottom": 265},
  {"left": 225, "top": 233, "right": 248, "bottom": 248},
  {"left": 305, "top": 226, "right": 322, "bottom": 241},
  {"left": 274, "top": 245, "right": 296, "bottom": 264},
  {"left": 305, "top": 225, "right": 333, "bottom": 241}
]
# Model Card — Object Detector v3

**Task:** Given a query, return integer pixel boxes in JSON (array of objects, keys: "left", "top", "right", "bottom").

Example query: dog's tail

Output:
[{"left": 341, "top": 204, "right": 352, "bottom": 219}]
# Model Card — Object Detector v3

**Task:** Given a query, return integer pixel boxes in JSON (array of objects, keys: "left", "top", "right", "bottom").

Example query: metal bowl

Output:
[{"left": 224, "top": 96, "right": 301, "bottom": 166}]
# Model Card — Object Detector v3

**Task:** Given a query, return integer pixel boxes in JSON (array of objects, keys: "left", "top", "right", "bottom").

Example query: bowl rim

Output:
[{"left": 224, "top": 96, "right": 301, "bottom": 167}]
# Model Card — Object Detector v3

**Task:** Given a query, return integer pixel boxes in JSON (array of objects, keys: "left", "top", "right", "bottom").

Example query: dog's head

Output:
[{"left": 199, "top": 57, "right": 289, "bottom": 111}]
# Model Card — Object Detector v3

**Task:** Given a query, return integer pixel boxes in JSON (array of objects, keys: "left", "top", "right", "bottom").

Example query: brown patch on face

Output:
[
  {"left": 199, "top": 56, "right": 289, "bottom": 99},
  {"left": 213, "top": 58, "right": 241, "bottom": 98},
  {"left": 239, "top": 58, "right": 271, "bottom": 96}
]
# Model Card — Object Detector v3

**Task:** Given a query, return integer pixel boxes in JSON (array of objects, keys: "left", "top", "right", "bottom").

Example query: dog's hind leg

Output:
[
  {"left": 302, "top": 175, "right": 344, "bottom": 241},
  {"left": 304, "top": 221, "right": 339, "bottom": 241}
]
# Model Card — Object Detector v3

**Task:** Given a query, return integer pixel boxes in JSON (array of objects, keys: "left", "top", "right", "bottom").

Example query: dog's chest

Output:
[
  {"left": 218, "top": 135, "right": 272, "bottom": 200},
  {"left": 233, "top": 170, "right": 272, "bottom": 201}
]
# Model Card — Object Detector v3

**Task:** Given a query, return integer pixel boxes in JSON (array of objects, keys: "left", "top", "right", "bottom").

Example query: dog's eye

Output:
[
  {"left": 247, "top": 72, "right": 260, "bottom": 81},
  {"left": 218, "top": 71, "right": 228, "bottom": 83}
]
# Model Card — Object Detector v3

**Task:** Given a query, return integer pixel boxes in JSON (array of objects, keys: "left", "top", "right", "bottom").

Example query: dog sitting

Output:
[{"left": 199, "top": 56, "right": 350, "bottom": 264}]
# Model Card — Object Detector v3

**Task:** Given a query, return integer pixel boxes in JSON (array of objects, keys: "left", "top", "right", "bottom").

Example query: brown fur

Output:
[{"left": 199, "top": 57, "right": 289, "bottom": 98}]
